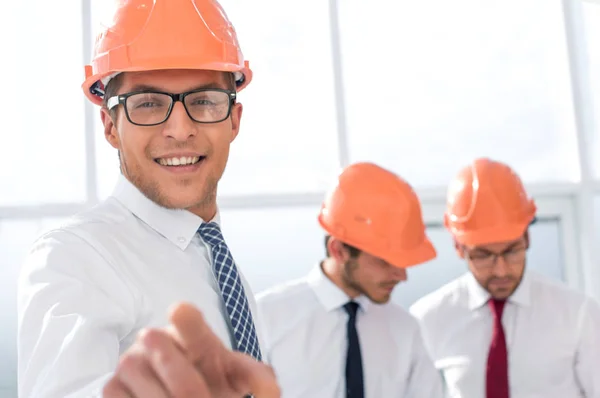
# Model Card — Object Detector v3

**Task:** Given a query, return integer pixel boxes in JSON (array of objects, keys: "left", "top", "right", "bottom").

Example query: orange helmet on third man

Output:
[{"left": 444, "top": 158, "right": 537, "bottom": 246}]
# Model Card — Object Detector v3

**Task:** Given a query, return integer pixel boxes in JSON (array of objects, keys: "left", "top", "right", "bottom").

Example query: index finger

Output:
[
  {"left": 168, "top": 302, "right": 281, "bottom": 398},
  {"left": 167, "top": 302, "right": 226, "bottom": 362}
]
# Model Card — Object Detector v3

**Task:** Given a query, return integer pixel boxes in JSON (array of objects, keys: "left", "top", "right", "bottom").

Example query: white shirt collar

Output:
[
  {"left": 110, "top": 175, "right": 221, "bottom": 250},
  {"left": 466, "top": 269, "right": 532, "bottom": 311},
  {"left": 307, "top": 263, "right": 372, "bottom": 313}
]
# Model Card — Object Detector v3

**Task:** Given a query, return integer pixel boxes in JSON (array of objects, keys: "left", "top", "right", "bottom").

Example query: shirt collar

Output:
[
  {"left": 509, "top": 270, "right": 532, "bottom": 307},
  {"left": 307, "top": 263, "right": 372, "bottom": 313},
  {"left": 110, "top": 175, "right": 220, "bottom": 250},
  {"left": 466, "top": 269, "right": 532, "bottom": 311}
]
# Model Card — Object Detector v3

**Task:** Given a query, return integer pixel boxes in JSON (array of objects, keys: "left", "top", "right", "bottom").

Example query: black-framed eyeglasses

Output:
[
  {"left": 107, "top": 88, "right": 236, "bottom": 126},
  {"left": 465, "top": 246, "right": 527, "bottom": 269}
]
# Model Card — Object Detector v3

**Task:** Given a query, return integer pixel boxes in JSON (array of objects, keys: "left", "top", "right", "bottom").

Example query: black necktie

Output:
[{"left": 344, "top": 301, "right": 364, "bottom": 398}]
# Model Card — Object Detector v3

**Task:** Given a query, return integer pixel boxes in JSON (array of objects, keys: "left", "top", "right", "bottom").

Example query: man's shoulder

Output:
[
  {"left": 255, "top": 276, "right": 311, "bottom": 307},
  {"left": 376, "top": 300, "right": 421, "bottom": 330},
  {"left": 33, "top": 197, "right": 136, "bottom": 246},
  {"left": 20, "top": 197, "right": 137, "bottom": 274},
  {"left": 254, "top": 276, "right": 316, "bottom": 340},
  {"left": 61, "top": 197, "right": 131, "bottom": 231},
  {"left": 17, "top": 199, "right": 140, "bottom": 312},
  {"left": 409, "top": 274, "right": 469, "bottom": 319},
  {"left": 529, "top": 271, "right": 597, "bottom": 310}
]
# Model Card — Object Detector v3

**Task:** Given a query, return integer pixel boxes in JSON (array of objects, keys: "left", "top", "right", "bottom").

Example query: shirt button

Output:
[{"left": 177, "top": 237, "right": 186, "bottom": 243}]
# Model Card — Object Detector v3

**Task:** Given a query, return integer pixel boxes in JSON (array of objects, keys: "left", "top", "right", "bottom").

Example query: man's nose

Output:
[
  {"left": 162, "top": 102, "right": 197, "bottom": 141},
  {"left": 491, "top": 255, "right": 510, "bottom": 277},
  {"left": 392, "top": 267, "right": 408, "bottom": 282}
]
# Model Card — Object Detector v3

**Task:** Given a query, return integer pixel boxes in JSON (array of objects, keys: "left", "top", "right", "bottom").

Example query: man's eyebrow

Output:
[
  {"left": 504, "top": 241, "right": 525, "bottom": 251},
  {"left": 126, "top": 81, "right": 227, "bottom": 93},
  {"left": 471, "top": 241, "right": 523, "bottom": 255}
]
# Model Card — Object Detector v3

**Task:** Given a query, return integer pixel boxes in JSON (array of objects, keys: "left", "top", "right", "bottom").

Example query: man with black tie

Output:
[{"left": 257, "top": 162, "right": 444, "bottom": 397}]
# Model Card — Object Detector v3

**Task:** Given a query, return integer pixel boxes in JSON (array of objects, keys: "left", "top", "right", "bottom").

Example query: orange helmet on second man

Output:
[
  {"left": 318, "top": 162, "right": 437, "bottom": 268},
  {"left": 444, "top": 158, "right": 537, "bottom": 246},
  {"left": 82, "top": 0, "right": 252, "bottom": 105}
]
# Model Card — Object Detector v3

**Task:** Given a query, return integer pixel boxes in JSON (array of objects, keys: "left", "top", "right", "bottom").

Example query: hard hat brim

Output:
[
  {"left": 82, "top": 61, "right": 252, "bottom": 106},
  {"left": 451, "top": 221, "right": 532, "bottom": 247}
]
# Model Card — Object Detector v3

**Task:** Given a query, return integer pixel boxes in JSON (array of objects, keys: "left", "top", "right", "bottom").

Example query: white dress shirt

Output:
[
  {"left": 17, "top": 176, "right": 265, "bottom": 398},
  {"left": 256, "top": 264, "right": 444, "bottom": 398},
  {"left": 409, "top": 270, "right": 600, "bottom": 398}
]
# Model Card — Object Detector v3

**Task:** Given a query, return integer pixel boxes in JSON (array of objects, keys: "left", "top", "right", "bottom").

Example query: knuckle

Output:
[
  {"left": 153, "top": 340, "right": 177, "bottom": 368},
  {"left": 101, "top": 378, "right": 122, "bottom": 396},
  {"left": 170, "top": 382, "right": 204, "bottom": 398},
  {"left": 139, "top": 328, "right": 168, "bottom": 350},
  {"left": 117, "top": 352, "right": 144, "bottom": 374}
]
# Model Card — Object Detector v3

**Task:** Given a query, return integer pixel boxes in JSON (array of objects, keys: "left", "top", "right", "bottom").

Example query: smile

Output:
[{"left": 154, "top": 156, "right": 204, "bottom": 166}]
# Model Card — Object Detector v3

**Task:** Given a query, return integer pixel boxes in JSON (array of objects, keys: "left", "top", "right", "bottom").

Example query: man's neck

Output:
[
  {"left": 320, "top": 258, "right": 360, "bottom": 299},
  {"left": 188, "top": 202, "right": 217, "bottom": 223}
]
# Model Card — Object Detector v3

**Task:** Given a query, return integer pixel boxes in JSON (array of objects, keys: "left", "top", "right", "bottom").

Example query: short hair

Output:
[{"left": 102, "top": 73, "right": 125, "bottom": 112}]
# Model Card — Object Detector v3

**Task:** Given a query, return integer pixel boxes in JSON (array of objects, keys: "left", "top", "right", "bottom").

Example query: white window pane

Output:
[
  {"left": 0, "top": 218, "right": 67, "bottom": 397},
  {"left": 220, "top": 205, "right": 324, "bottom": 294},
  {"left": 0, "top": 3, "right": 86, "bottom": 205},
  {"left": 583, "top": 1, "right": 600, "bottom": 177},
  {"left": 392, "top": 219, "right": 566, "bottom": 308},
  {"left": 188, "top": 0, "right": 341, "bottom": 195},
  {"left": 90, "top": 1, "right": 124, "bottom": 200},
  {"left": 595, "top": 195, "right": 600, "bottom": 245},
  {"left": 217, "top": 0, "right": 340, "bottom": 195},
  {"left": 338, "top": 0, "right": 579, "bottom": 186}
]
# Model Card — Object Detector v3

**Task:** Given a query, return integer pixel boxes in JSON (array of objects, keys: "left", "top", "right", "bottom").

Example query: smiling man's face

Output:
[{"left": 100, "top": 69, "right": 241, "bottom": 220}]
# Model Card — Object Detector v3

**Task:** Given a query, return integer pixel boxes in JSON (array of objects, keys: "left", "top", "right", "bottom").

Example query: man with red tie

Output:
[{"left": 409, "top": 157, "right": 600, "bottom": 398}]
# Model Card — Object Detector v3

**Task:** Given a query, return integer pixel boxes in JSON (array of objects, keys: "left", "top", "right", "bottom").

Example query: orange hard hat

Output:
[
  {"left": 82, "top": 0, "right": 252, "bottom": 105},
  {"left": 444, "top": 158, "right": 537, "bottom": 246},
  {"left": 318, "top": 162, "right": 436, "bottom": 268}
]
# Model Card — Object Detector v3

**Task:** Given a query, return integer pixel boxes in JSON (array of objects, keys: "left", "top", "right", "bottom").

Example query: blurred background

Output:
[{"left": 2, "top": 0, "right": 600, "bottom": 396}]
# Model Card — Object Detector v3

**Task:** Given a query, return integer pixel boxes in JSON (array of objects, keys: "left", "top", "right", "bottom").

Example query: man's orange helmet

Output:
[
  {"left": 82, "top": 0, "right": 252, "bottom": 105},
  {"left": 318, "top": 162, "right": 436, "bottom": 268},
  {"left": 444, "top": 158, "right": 537, "bottom": 246}
]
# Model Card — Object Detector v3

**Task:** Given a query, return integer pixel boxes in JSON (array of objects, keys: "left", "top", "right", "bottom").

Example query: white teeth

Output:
[{"left": 158, "top": 156, "right": 201, "bottom": 166}]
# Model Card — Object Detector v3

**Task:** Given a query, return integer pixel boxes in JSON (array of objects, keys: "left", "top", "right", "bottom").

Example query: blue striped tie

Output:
[{"left": 198, "top": 221, "right": 262, "bottom": 361}]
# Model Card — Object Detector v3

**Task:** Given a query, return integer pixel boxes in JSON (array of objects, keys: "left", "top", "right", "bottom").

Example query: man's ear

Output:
[
  {"left": 229, "top": 102, "right": 242, "bottom": 143},
  {"left": 327, "top": 237, "right": 349, "bottom": 264},
  {"left": 100, "top": 108, "right": 119, "bottom": 149},
  {"left": 454, "top": 239, "right": 466, "bottom": 259}
]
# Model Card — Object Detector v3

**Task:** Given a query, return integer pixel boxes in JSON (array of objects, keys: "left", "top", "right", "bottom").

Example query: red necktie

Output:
[{"left": 486, "top": 299, "right": 509, "bottom": 398}]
